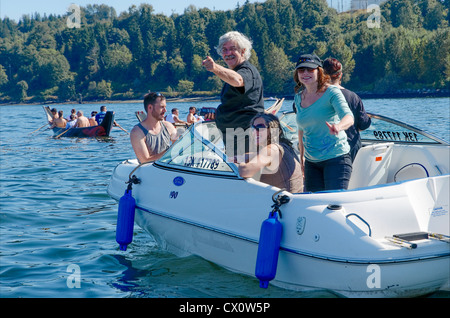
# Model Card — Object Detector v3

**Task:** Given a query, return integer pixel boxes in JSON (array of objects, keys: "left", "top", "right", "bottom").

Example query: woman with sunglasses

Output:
[
  {"left": 293, "top": 53, "right": 354, "bottom": 192},
  {"left": 238, "top": 113, "right": 303, "bottom": 193}
]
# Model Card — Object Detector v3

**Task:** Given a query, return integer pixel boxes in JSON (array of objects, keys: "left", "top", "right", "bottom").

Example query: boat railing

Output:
[{"left": 346, "top": 213, "right": 372, "bottom": 237}]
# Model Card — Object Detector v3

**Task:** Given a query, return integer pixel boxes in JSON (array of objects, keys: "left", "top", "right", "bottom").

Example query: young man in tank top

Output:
[{"left": 130, "top": 92, "right": 178, "bottom": 163}]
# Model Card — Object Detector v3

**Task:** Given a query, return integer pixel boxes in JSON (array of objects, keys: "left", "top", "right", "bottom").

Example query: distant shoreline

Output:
[
  {"left": 0, "top": 96, "right": 221, "bottom": 107},
  {"left": 355, "top": 90, "right": 450, "bottom": 100},
  {"left": 1, "top": 90, "right": 448, "bottom": 106}
]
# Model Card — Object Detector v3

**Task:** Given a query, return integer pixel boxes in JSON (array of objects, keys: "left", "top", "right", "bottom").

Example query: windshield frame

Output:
[
  {"left": 363, "top": 113, "right": 449, "bottom": 145},
  {"left": 155, "top": 121, "right": 242, "bottom": 178}
]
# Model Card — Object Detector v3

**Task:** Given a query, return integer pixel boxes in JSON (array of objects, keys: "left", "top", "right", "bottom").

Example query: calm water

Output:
[{"left": 0, "top": 97, "right": 449, "bottom": 299}]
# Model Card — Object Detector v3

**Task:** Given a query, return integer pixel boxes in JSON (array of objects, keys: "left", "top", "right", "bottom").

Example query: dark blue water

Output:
[{"left": 1, "top": 97, "right": 449, "bottom": 298}]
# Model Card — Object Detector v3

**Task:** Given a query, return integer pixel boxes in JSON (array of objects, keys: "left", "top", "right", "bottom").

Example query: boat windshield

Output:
[
  {"left": 278, "top": 111, "right": 448, "bottom": 146},
  {"left": 361, "top": 113, "right": 448, "bottom": 145},
  {"left": 157, "top": 121, "right": 239, "bottom": 177}
]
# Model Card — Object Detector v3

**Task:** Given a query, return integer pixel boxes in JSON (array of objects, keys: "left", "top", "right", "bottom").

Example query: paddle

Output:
[
  {"left": 55, "top": 127, "right": 72, "bottom": 138},
  {"left": 114, "top": 122, "right": 129, "bottom": 135},
  {"left": 35, "top": 127, "right": 52, "bottom": 136},
  {"left": 29, "top": 123, "right": 49, "bottom": 135}
]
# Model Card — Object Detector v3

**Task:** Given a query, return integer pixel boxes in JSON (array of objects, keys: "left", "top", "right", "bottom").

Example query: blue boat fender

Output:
[
  {"left": 116, "top": 175, "right": 140, "bottom": 251},
  {"left": 255, "top": 192, "right": 290, "bottom": 288}
]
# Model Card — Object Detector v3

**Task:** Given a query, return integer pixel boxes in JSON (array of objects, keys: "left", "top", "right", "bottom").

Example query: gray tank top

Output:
[{"left": 136, "top": 121, "right": 172, "bottom": 157}]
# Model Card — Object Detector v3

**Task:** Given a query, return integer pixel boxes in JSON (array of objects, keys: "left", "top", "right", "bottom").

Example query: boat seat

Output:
[
  {"left": 394, "top": 163, "right": 429, "bottom": 182},
  {"left": 348, "top": 142, "right": 394, "bottom": 189}
]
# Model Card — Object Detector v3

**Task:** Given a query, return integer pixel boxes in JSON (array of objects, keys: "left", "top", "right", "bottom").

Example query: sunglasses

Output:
[
  {"left": 251, "top": 123, "right": 268, "bottom": 131},
  {"left": 297, "top": 67, "right": 316, "bottom": 73},
  {"left": 146, "top": 92, "right": 164, "bottom": 102},
  {"left": 150, "top": 92, "right": 163, "bottom": 98}
]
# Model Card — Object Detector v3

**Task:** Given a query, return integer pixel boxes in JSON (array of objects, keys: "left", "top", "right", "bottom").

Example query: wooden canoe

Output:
[{"left": 44, "top": 106, "right": 115, "bottom": 138}]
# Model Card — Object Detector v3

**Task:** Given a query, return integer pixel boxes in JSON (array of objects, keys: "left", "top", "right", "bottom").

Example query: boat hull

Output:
[
  {"left": 108, "top": 160, "right": 450, "bottom": 298},
  {"left": 52, "top": 111, "right": 115, "bottom": 137},
  {"left": 134, "top": 206, "right": 449, "bottom": 298}
]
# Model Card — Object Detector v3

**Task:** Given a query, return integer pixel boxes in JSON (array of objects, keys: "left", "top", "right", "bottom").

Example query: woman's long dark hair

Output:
[
  {"left": 323, "top": 57, "right": 343, "bottom": 83},
  {"left": 250, "top": 113, "right": 293, "bottom": 148}
]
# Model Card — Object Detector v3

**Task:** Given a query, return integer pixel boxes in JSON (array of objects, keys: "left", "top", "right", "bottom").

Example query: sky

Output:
[{"left": 0, "top": 0, "right": 263, "bottom": 22}]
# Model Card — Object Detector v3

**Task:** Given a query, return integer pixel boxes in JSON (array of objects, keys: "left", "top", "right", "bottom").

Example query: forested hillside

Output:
[{"left": 0, "top": 0, "right": 449, "bottom": 103}]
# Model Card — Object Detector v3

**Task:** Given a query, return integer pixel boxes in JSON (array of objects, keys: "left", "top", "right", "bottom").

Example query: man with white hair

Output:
[{"left": 203, "top": 31, "right": 264, "bottom": 156}]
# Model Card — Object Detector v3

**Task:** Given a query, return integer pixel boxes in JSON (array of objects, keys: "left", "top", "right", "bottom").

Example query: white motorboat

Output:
[{"left": 107, "top": 111, "right": 450, "bottom": 298}]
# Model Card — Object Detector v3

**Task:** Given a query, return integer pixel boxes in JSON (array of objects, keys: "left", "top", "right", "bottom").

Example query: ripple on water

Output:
[{"left": 1, "top": 100, "right": 448, "bottom": 298}]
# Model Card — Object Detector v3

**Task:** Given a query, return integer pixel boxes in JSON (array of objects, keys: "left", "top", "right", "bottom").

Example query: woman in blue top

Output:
[{"left": 293, "top": 54, "right": 354, "bottom": 192}]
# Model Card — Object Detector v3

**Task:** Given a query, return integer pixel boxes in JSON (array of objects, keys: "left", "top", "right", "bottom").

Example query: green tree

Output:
[
  {"left": 177, "top": 79, "right": 194, "bottom": 94},
  {"left": 25, "top": 22, "right": 56, "bottom": 49},
  {"left": 0, "top": 64, "right": 8, "bottom": 86},
  {"left": 35, "top": 49, "right": 72, "bottom": 90},
  {"left": 388, "top": 0, "right": 422, "bottom": 29},
  {"left": 87, "top": 81, "right": 97, "bottom": 98},
  {"left": 204, "top": 75, "right": 223, "bottom": 92},
  {"left": 15, "top": 44, "right": 39, "bottom": 88},
  {"left": 124, "top": 15, "right": 144, "bottom": 79},
  {"left": 107, "top": 28, "right": 130, "bottom": 46},
  {"left": 350, "top": 22, "right": 385, "bottom": 87},
  {"left": 83, "top": 4, "right": 117, "bottom": 24},
  {"left": 175, "top": 6, "right": 210, "bottom": 77},
  {"left": 419, "top": 0, "right": 447, "bottom": 30},
  {"left": 15, "top": 80, "right": 28, "bottom": 101},
  {"left": 1, "top": 0, "right": 449, "bottom": 103},
  {"left": 325, "top": 36, "right": 355, "bottom": 83},
  {"left": 167, "top": 51, "right": 187, "bottom": 84},
  {"left": 102, "top": 43, "right": 132, "bottom": 80},
  {"left": 85, "top": 42, "right": 100, "bottom": 79},
  {"left": 58, "top": 75, "right": 76, "bottom": 100},
  {"left": 383, "top": 27, "right": 427, "bottom": 83},
  {"left": 96, "top": 80, "right": 113, "bottom": 99},
  {"left": 205, "top": 10, "right": 236, "bottom": 54},
  {"left": 295, "top": 0, "right": 331, "bottom": 30},
  {"left": 263, "top": 42, "right": 293, "bottom": 94},
  {"left": 422, "top": 28, "right": 450, "bottom": 85}
]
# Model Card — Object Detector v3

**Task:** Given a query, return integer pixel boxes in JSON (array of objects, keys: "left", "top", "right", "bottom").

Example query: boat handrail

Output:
[{"left": 346, "top": 213, "right": 372, "bottom": 237}]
